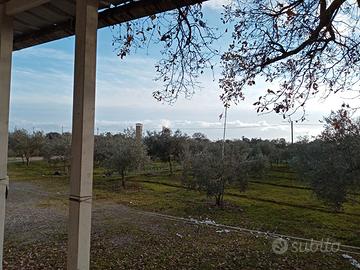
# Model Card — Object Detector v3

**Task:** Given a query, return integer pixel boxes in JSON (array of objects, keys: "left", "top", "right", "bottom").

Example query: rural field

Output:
[
  {"left": 3, "top": 1, "right": 360, "bottom": 269},
  {"left": 3, "top": 160, "right": 360, "bottom": 269}
]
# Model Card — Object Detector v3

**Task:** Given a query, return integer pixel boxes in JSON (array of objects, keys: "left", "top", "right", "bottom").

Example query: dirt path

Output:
[
  {"left": 5, "top": 181, "right": 172, "bottom": 243},
  {"left": 5, "top": 181, "right": 67, "bottom": 244}
]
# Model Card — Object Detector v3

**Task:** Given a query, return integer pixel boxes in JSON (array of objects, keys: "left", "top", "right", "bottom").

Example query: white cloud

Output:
[
  {"left": 203, "top": 0, "right": 231, "bottom": 10},
  {"left": 14, "top": 47, "right": 74, "bottom": 62}
]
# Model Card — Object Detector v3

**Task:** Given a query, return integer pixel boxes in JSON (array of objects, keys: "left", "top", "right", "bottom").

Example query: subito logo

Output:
[{"left": 272, "top": 238, "right": 288, "bottom": 254}]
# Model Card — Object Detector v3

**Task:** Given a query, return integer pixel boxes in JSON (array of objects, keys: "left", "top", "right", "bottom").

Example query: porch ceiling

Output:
[{"left": 1, "top": 0, "right": 204, "bottom": 51}]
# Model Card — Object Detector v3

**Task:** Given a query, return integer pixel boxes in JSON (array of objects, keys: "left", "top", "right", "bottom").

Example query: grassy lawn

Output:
[{"left": 5, "top": 160, "right": 360, "bottom": 269}]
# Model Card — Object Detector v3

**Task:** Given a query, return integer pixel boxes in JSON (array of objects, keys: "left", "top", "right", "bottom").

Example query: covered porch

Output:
[{"left": 0, "top": 0, "right": 202, "bottom": 269}]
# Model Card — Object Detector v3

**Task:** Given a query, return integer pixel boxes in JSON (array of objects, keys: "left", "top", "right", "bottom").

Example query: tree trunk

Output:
[
  {"left": 219, "top": 178, "right": 225, "bottom": 208},
  {"left": 64, "top": 161, "right": 69, "bottom": 175},
  {"left": 215, "top": 194, "right": 223, "bottom": 207},
  {"left": 219, "top": 193, "right": 224, "bottom": 208},
  {"left": 121, "top": 170, "right": 126, "bottom": 189},
  {"left": 168, "top": 158, "right": 173, "bottom": 175},
  {"left": 215, "top": 195, "right": 220, "bottom": 206},
  {"left": 25, "top": 155, "right": 30, "bottom": 166}
]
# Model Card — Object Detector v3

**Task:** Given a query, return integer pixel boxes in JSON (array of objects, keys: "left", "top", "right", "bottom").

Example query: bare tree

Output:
[{"left": 112, "top": 4, "right": 220, "bottom": 103}]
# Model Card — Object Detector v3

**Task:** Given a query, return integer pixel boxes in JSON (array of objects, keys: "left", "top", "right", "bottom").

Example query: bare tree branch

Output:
[
  {"left": 220, "top": 0, "right": 360, "bottom": 120},
  {"left": 112, "top": 4, "right": 220, "bottom": 103}
]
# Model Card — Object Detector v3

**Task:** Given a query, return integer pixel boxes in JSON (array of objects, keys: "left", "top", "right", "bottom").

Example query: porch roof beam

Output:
[
  {"left": 5, "top": 0, "right": 50, "bottom": 16},
  {"left": 13, "top": 0, "right": 206, "bottom": 51}
]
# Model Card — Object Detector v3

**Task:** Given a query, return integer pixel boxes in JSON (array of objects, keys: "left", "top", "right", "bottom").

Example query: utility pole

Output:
[
  {"left": 219, "top": 105, "right": 228, "bottom": 208},
  {"left": 291, "top": 121, "right": 294, "bottom": 144},
  {"left": 222, "top": 106, "right": 228, "bottom": 160}
]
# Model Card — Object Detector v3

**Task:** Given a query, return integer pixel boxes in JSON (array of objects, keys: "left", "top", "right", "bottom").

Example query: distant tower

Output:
[{"left": 135, "top": 123, "right": 143, "bottom": 143}]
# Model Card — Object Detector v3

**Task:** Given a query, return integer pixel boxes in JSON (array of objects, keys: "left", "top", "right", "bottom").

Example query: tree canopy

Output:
[
  {"left": 290, "top": 110, "right": 360, "bottom": 209},
  {"left": 8, "top": 129, "right": 44, "bottom": 166},
  {"left": 220, "top": 0, "right": 360, "bottom": 118},
  {"left": 113, "top": 1, "right": 360, "bottom": 119},
  {"left": 182, "top": 140, "right": 269, "bottom": 206},
  {"left": 113, "top": 4, "right": 219, "bottom": 103}
]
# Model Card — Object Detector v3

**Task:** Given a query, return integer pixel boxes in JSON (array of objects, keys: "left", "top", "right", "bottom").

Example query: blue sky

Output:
[{"left": 9, "top": 1, "right": 353, "bottom": 141}]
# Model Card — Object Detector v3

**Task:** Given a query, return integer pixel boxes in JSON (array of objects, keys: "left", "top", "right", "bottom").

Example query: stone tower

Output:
[{"left": 135, "top": 123, "right": 143, "bottom": 143}]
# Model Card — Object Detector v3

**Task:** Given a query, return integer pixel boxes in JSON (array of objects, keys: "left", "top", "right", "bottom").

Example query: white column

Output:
[
  {"left": 67, "top": 0, "right": 98, "bottom": 269},
  {"left": 0, "top": 5, "right": 13, "bottom": 270}
]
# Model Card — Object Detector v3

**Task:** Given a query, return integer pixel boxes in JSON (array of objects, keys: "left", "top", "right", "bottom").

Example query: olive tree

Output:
[
  {"left": 8, "top": 129, "right": 44, "bottom": 166},
  {"left": 291, "top": 110, "right": 360, "bottom": 210},
  {"left": 182, "top": 141, "right": 269, "bottom": 207},
  {"left": 42, "top": 132, "right": 71, "bottom": 174},
  {"left": 104, "top": 134, "right": 148, "bottom": 189},
  {"left": 144, "top": 128, "right": 187, "bottom": 175},
  {"left": 94, "top": 132, "right": 114, "bottom": 169}
]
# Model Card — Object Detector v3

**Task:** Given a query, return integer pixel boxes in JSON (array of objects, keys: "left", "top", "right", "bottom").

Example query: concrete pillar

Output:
[
  {"left": 67, "top": 0, "right": 98, "bottom": 269},
  {"left": 135, "top": 123, "right": 143, "bottom": 143},
  {"left": 0, "top": 5, "right": 13, "bottom": 270}
]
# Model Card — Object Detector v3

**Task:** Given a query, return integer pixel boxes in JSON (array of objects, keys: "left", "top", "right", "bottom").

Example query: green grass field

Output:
[{"left": 8, "top": 160, "right": 360, "bottom": 247}]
